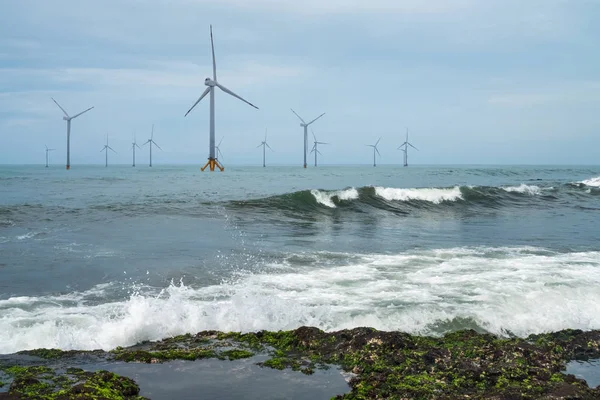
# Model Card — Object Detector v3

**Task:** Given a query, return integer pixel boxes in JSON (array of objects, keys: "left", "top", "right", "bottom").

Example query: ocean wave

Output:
[
  {"left": 374, "top": 186, "right": 463, "bottom": 203},
  {"left": 1, "top": 246, "right": 600, "bottom": 353},
  {"left": 310, "top": 188, "right": 359, "bottom": 208},
  {"left": 502, "top": 184, "right": 542, "bottom": 195},
  {"left": 580, "top": 176, "right": 600, "bottom": 187}
]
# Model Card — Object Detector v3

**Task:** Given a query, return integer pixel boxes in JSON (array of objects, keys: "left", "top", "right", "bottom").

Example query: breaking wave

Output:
[{"left": 1, "top": 246, "right": 600, "bottom": 353}]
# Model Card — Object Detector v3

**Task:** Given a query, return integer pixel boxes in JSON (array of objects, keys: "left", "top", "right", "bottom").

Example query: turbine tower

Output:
[
  {"left": 131, "top": 134, "right": 141, "bottom": 167},
  {"left": 398, "top": 128, "right": 418, "bottom": 167},
  {"left": 143, "top": 124, "right": 162, "bottom": 167},
  {"left": 291, "top": 109, "right": 325, "bottom": 168},
  {"left": 51, "top": 98, "right": 94, "bottom": 170},
  {"left": 44, "top": 145, "right": 55, "bottom": 168},
  {"left": 100, "top": 135, "right": 116, "bottom": 167},
  {"left": 367, "top": 137, "right": 382, "bottom": 167},
  {"left": 256, "top": 128, "right": 273, "bottom": 167},
  {"left": 184, "top": 25, "right": 259, "bottom": 172},
  {"left": 310, "top": 128, "right": 329, "bottom": 167}
]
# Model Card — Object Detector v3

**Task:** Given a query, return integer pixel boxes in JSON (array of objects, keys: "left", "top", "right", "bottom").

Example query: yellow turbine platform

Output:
[{"left": 201, "top": 158, "right": 224, "bottom": 172}]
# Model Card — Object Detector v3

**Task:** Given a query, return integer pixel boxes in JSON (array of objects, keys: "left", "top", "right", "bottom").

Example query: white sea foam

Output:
[
  {"left": 2, "top": 246, "right": 600, "bottom": 353},
  {"left": 375, "top": 186, "right": 463, "bottom": 203},
  {"left": 502, "top": 184, "right": 542, "bottom": 195},
  {"left": 16, "top": 232, "right": 36, "bottom": 240},
  {"left": 310, "top": 188, "right": 359, "bottom": 208},
  {"left": 580, "top": 176, "right": 600, "bottom": 187}
]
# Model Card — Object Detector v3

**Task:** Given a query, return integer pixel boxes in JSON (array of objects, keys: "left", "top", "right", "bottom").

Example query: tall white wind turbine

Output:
[
  {"left": 45, "top": 145, "right": 55, "bottom": 168},
  {"left": 51, "top": 97, "right": 94, "bottom": 170},
  {"left": 398, "top": 128, "right": 418, "bottom": 167},
  {"left": 184, "top": 25, "right": 259, "bottom": 172},
  {"left": 367, "top": 137, "right": 382, "bottom": 167},
  {"left": 256, "top": 128, "right": 273, "bottom": 167},
  {"left": 131, "top": 134, "right": 141, "bottom": 167},
  {"left": 100, "top": 135, "right": 116, "bottom": 167},
  {"left": 143, "top": 124, "right": 162, "bottom": 167},
  {"left": 291, "top": 109, "right": 325, "bottom": 168},
  {"left": 310, "top": 128, "right": 329, "bottom": 167}
]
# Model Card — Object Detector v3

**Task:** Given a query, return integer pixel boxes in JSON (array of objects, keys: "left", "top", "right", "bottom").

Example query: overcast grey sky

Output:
[{"left": 1, "top": 0, "right": 599, "bottom": 166}]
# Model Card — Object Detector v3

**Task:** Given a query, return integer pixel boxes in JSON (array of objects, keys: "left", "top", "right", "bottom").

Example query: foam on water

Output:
[
  {"left": 2, "top": 246, "right": 600, "bottom": 354},
  {"left": 502, "top": 184, "right": 542, "bottom": 195},
  {"left": 310, "top": 188, "right": 359, "bottom": 208},
  {"left": 375, "top": 186, "right": 463, "bottom": 203},
  {"left": 581, "top": 176, "right": 600, "bottom": 187}
]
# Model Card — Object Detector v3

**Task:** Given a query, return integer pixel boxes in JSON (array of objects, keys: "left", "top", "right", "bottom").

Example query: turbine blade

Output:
[
  {"left": 135, "top": 143, "right": 141, "bottom": 149},
  {"left": 311, "top": 128, "right": 316, "bottom": 142},
  {"left": 71, "top": 106, "right": 94, "bottom": 119},
  {"left": 45, "top": 144, "right": 48, "bottom": 150},
  {"left": 185, "top": 87, "right": 211, "bottom": 117},
  {"left": 266, "top": 143, "right": 273, "bottom": 151},
  {"left": 153, "top": 141, "right": 162, "bottom": 151},
  {"left": 409, "top": 143, "right": 419, "bottom": 151},
  {"left": 151, "top": 124, "right": 154, "bottom": 139},
  {"left": 142, "top": 140, "right": 150, "bottom": 147},
  {"left": 264, "top": 128, "right": 267, "bottom": 141},
  {"left": 108, "top": 146, "right": 117, "bottom": 153},
  {"left": 218, "top": 136, "right": 224, "bottom": 147},
  {"left": 215, "top": 82, "right": 258, "bottom": 109},
  {"left": 317, "top": 150, "right": 322, "bottom": 155},
  {"left": 307, "top": 113, "right": 325, "bottom": 125},
  {"left": 210, "top": 25, "right": 217, "bottom": 81},
  {"left": 257, "top": 143, "right": 263, "bottom": 148},
  {"left": 318, "top": 142, "right": 329, "bottom": 145},
  {"left": 376, "top": 137, "right": 381, "bottom": 146},
  {"left": 376, "top": 148, "right": 381, "bottom": 156},
  {"left": 51, "top": 98, "right": 70, "bottom": 118},
  {"left": 290, "top": 109, "right": 306, "bottom": 124}
]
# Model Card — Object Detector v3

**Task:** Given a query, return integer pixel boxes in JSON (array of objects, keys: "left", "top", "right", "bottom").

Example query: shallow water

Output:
[{"left": 566, "top": 359, "right": 600, "bottom": 389}]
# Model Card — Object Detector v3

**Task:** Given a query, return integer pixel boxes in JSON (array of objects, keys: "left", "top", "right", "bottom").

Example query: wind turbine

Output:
[
  {"left": 398, "top": 128, "right": 418, "bottom": 167},
  {"left": 51, "top": 98, "right": 94, "bottom": 170},
  {"left": 256, "top": 128, "right": 273, "bottom": 167},
  {"left": 184, "top": 25, "right": 259, "bottom": 172},
  {"left": 367, "top": 137, "right": 382, "bottom": 167},
  {"left": 310, "top": 128, "right": 329, "bottom": 167},
  {"left": 44, "top": 145, "right": 55, "bottom": 168},
  {"left": 143, "top": 124, "right": 162, "bottom": 167},
  {"left": 291, "top": 109, "right": 325, "bottom": 168},
  {"left": 100, "top": 135, "right": 116, "bottom": 167},
  {"left": 131, "top": 134, "right": 141, "bottom": 167}
]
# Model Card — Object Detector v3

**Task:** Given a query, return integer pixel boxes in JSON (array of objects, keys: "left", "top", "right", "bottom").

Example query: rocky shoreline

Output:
[{"left": 1, "top": 327, "right": 599, "bottom": 399}]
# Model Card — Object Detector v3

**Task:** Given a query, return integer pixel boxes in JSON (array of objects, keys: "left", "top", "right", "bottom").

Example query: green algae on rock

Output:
[
  {"left": 0, "top": 365, "right": 147, "bottom": 400},
  {"left": 3, "top": 327, "right": 600, "bottom": 399}
]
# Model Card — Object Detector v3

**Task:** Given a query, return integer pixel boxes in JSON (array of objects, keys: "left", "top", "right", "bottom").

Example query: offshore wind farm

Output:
[{"left": 3, "top": 5, "right": 600, "bottom": 399}]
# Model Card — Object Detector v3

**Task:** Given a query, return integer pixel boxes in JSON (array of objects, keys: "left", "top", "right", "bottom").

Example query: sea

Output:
[{"left": 1, "top": 164, "right": 599, "bottom": 355}]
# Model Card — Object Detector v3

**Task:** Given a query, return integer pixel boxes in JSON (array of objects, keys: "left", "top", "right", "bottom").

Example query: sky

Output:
[{"left": 1, "top": 0, "right": 599, "bottom": 166}]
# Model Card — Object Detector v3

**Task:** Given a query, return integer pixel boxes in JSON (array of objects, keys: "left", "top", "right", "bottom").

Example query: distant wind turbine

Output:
[
  {"left": 131, "top": 134, "right": 141, "bottom": 167},
  {"left": 51, "top": 98, "right": 94, "bottom": 170},
  {"left": 367, "top": 137, "right": 382, "bottom": 167},
  {"left": 256, "top": 128, "right": 273, "bottom": 167},
  {"left": 310, "top": 128, "right": 329, "bottom": 167},
  {"left": 100, "top": 135, "right": 116, "bottom": 167},
  {"left": 143, "top": 124, "right": 162, "bottom": 167},
  {"left": 44, "top": 145, "right": 55, "bottom": 168},
  {"left": 398, "top": 128, "right": 418, "bottom": 167},
  {"left": 184, "top": 25, "right": 259, "bottom": 172},
  {"left": 291, "top": 109, "right": 325, "bottom": 168}
]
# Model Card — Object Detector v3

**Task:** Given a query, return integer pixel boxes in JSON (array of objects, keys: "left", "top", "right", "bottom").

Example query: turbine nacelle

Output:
[
  {"left": 63, "top": 116, "right": 69, "bottom": 121},
  {"left": 204, "top": 78, "right": 216, "bottom": 87}
]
